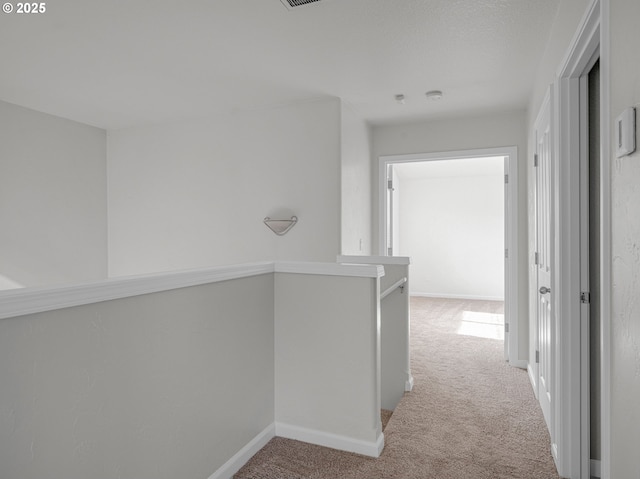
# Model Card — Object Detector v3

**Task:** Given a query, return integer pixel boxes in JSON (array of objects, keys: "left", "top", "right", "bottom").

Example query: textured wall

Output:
[
  {"left": 610, "top": 0, "right": 640, "bottom": 475},
  {"left": 396, "top": 163, "right": 504, "bottom": 300},
  {"left": 107, "top": 98, "right": 341, "bottom": 277},
  {"left": 0, "top": 101, "right": 107, "bottom": 289},
  {"left": 340, "top": 103, "right": 372, "bottom": 256},
  {"left": 0, "top": 275, "right": 275, "bottom": 479},
  {"left": 274, "top": 273, "right": 380, "bottom": 447},
  {"left": 378, "top": 263, "right": 411, "bottom": 411}
]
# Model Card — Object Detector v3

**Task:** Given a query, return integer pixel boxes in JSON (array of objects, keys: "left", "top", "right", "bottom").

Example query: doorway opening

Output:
[
  {"left": 379, "top": 147, "right": 521, "bottom": 366},
  {"left": 581, "top": 56, "right": 602, "bottom": 478}
]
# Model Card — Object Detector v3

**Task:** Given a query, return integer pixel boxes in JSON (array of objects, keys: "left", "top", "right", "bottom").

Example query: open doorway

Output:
[
  {"left": 390, "top": 157, "right": 506, "bottom": 346},
  {"left": 389, "top": 158, "right": 504, "bottom": 299},
  {"left": 379, "top": 147, "right": 521, "bottom": 366}
]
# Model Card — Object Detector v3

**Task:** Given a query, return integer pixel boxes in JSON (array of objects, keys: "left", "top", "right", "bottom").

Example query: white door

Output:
[{"left": 535, "top": 94, "right": 553, "bottom": 431}]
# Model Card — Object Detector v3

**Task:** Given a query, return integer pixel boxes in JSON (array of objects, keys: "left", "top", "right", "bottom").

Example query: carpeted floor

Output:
[{"left": 234, "top": 297, "right": 560, "bottom": 479}]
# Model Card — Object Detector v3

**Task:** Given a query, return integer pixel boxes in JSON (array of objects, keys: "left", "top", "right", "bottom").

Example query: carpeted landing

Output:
[{"left": 234, "top": 297, "right": 560, "bottom": 479}]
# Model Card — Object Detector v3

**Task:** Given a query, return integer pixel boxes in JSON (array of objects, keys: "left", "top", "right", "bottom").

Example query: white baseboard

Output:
[
  {"left": 527, "top": 364, "right": 538, "bottom": 398},
  {"left": 405, "top": 375, "right": 415, "bottom": 392},
  {"left": 509, "top": 359, "right": 527, "bottom": 370},
  {"left": 275, "top": 422, "right": 384, "bottom": 458},
  {"left": 410, "top": 292, "right": 505, "bottom": 302},
  {"left": 590, "top": 459, "right": 601, "bottom": 477},
  {"left": 208, "top": 423, "right": 275, "bottom": 479}
]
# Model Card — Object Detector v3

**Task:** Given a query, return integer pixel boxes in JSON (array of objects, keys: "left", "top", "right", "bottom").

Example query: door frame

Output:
[
  {"left": 377, "top": 146, "right": 522, "bottom": 368},
  {"left": 552, "top": 0, "right": 611, "bottom": 476}
]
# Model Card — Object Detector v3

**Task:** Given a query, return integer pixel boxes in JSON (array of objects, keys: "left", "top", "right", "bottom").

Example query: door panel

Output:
[{"left": 535, "top": 95, "right": 553, "bottom": 431}]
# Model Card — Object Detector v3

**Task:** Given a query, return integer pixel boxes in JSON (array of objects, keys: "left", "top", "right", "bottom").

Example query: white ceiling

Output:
[{"left": 0, "top": 0, "right": 560, "bottom": 130}]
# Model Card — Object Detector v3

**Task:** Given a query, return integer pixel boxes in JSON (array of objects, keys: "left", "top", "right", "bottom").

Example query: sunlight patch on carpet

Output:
[{"left": 456, "top": 310, "right": 504, "bottom": 340}]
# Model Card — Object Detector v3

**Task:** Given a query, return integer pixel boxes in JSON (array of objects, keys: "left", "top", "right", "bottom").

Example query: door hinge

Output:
[
  {"left": 387, "top": 178, "right": 393, "bottom": 190},
  {"left": 534, "top": 154, "right": 539, "bottom": 167},
  {"left": 581, "top": 292, "right": 591, "bottom": 304},
  {"left": 534, "top": 252, "right": 539, "bottom": 265},
  {"left": 505, "top": 248, "right": 509, "bottom": 259},
  {"left": 504, "top": 174, "right": 509, "bottom": 184},
  {"left": 505, "top": 323, "right": 509, "bottom": 333},
  {"left": 535, "top": 350, "right": 540, "bottom": 364}
]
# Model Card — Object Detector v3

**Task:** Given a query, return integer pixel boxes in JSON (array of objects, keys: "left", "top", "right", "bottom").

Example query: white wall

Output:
[
  {"left": 378, "top": 262, "right": 411, "bottom": 410},
  {"left": 0, "top": 275, "right": 275, "bottom": 479},
  {"left": 372, "top": 111, "right": 527, "bottom": 357},
  {"left": 396, "top": 160, "right": 504, "bottom": 300},
  {"left": 0, "top": 101, "right": 107, "bottom": 288},
  {"left": 609, "top": 0, "right": 640, "bottom": 474},
  {"left": 341, "top": 104, "right": 372, "bottom": 255},
  {"left": 337, "top": 255, "right": 413, "bottom": 412},
  {"left": 274, "top": 272, "right": 382, "bottom": 454},
  {"left": 107, "top": 98, "right": 342, "bottom": 277},
  {"left": 0, "top": 260, "right": 389, "bottom": 475},
  {"left": 525, "top": 0, "right": 640, "bottom": 474},
  {"left": 527, "top": 0, "right": 593, "bottom": 130}
]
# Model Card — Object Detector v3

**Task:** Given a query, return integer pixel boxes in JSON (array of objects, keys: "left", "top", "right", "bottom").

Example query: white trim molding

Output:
[
  {"left": 599, "top": 2, "right": 611, "bottom": 477},
  {"left": 552, "top": 0, "right": 607, "bottom": 476},
  {"left": 337, "top": 255, "right": 411, "bottom": 266},
  {"left": 410, "top": 292, "right": 505, "bottom": 302},
  {"left": 0, "top": 261, "right": 385, "bottom": 320},
  {"left": 275, "top": 261, "right": 384, "bottom": 278},
  {"left": 208, "top": 424, "right": 276, "bottom": 479},
  {"left": 527, "top": 364, "right": 538, "bottom": 397},
  {"left": 405, "top": 375, "right": 415, "bottom": 392},
  {"left": 0, "top": 262, "right": 275, "bottom": 320},
  {"left": 275, "top": 422, "right": 384, "bottom": 458}
]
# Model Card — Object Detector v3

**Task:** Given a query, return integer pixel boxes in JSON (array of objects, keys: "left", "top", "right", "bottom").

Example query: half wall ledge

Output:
[{"left": 0, "top": 261, "right": 384, "bottom": 320}]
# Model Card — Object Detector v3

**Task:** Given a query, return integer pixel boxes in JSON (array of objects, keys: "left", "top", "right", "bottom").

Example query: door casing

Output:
[
  {"left": 378, "top": 147, "right": 522, "bottom": 368},
  {"left": 550, "top": 0, "right": 611, "bottom": 476}
]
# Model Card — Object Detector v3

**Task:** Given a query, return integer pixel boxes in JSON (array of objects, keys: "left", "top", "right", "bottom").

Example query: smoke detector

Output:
[{"left": 280, "top": 0, "right": 323, "bottom": 10}]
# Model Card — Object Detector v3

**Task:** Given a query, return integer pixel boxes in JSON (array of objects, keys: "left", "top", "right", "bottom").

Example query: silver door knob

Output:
[{"left": 539, "top": 286, "right": 551, "bottom": 295}]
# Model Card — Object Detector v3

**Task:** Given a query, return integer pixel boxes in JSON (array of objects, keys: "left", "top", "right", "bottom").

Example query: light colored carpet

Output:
[
  {"left": 381, "top": 409, "right": 393, "bottom": 431},
  {"left": 234, "top": 297, "right": 560, "bottom": 479}
]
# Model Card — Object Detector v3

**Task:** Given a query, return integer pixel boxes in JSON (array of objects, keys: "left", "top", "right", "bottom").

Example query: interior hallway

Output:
[{"left": 235, "top": 297, "right": 558, "bottom": 478}]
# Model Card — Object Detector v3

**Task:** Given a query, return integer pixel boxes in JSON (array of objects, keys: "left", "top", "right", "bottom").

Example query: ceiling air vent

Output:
[{"left": 280, "top": 0, "right": 323, "bottom": 10}]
